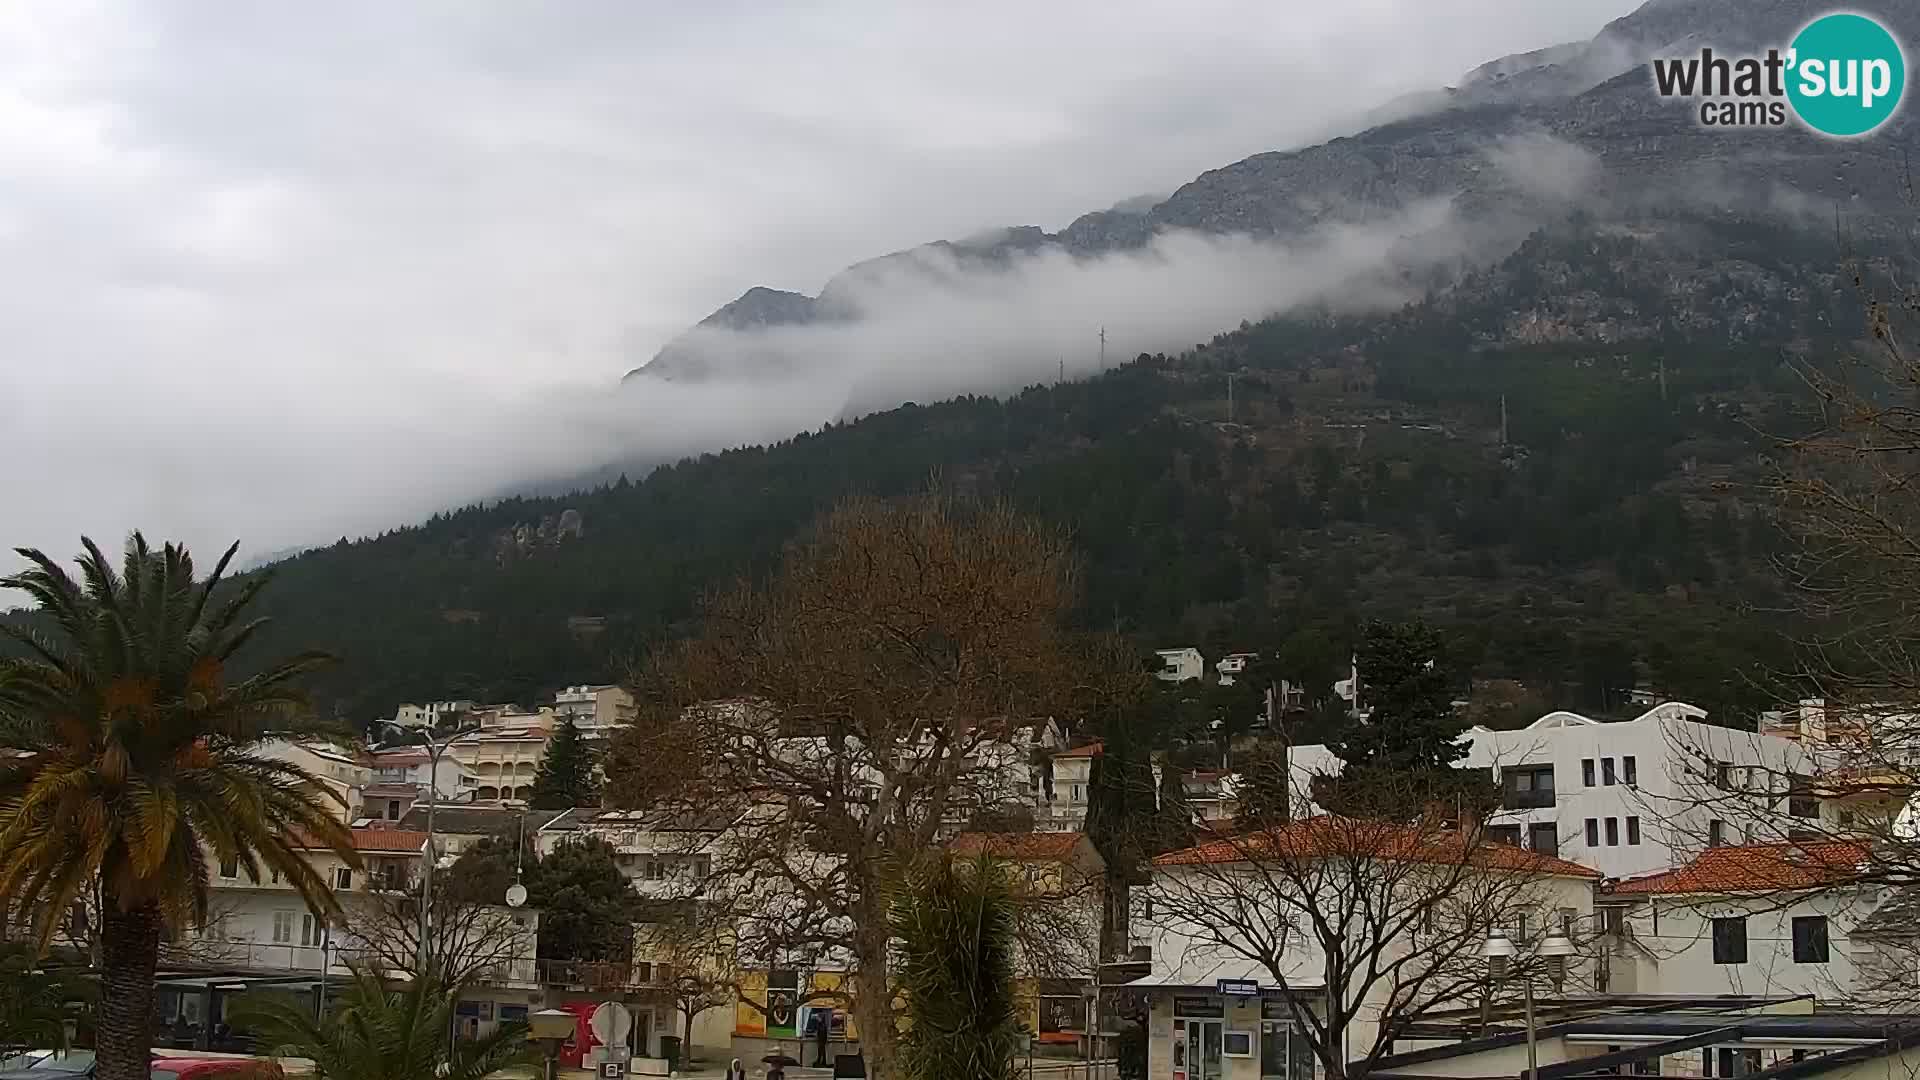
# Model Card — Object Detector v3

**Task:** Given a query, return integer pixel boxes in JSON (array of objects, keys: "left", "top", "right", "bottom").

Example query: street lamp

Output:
[
  {"left": 370, "top": 718, "right": 478, "bottom": 973},
  {"left": 1482, "top": 928, "right": 1575, "bottom": 1080},
  {"left": 529, "top": 1008, "right": 576, "bottom": 1080}
]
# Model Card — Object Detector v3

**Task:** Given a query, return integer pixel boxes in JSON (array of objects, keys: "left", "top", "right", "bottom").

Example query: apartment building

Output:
[
  {"left": 446, "top": 723, "right": 552, "bottom": 802},
  {"left": 552, "top": 684, "right": 636, "bottom": 738},
  {"left": 255, "top": 738, "right": 371, "bottom": 823},
  {"left": 391, "top": 699, "right": 476, "bottom": 729},
  {"left": 1040, "top": 742, "right": 1103, "bottom": 832},
  {"left": 1289, "top": 702, "right": 1838, "bottom": 879},
  {"left": 362, "top": 746, "right": 480, "bottom": 821}
]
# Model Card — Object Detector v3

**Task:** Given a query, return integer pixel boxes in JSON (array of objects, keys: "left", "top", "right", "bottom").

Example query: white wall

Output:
[
  {"left": 1288, "top": 705, "right": 1834, "bottom": 879},
  {"left": 1605, "top": 888, "right": 1874, "bottom": 1002}
]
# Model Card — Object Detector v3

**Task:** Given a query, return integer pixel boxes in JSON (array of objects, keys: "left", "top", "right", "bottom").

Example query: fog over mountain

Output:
[{"left": 3, "top": 0, "right": 1841, "bottom": 565}]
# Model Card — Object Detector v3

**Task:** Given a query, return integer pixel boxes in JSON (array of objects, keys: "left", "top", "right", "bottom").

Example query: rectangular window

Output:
[
  {"left": 1623, "top": 756, "right": 1638, "bottom": 786},
  {"left": 1712, "top": 917, "right": 1748, "bottom": 964},
  {"left": 301, "top": 914, "right": 317, "bottom": 948},
  {"left": 219, "top": 856, "right": 238, "bottom": 879},
  {"left": 1701, "top": 1050, "right": 1714, "bottom": 1078},
  {"left": 1605, "top": 818, "right": 1620, "bottom": 846},
  {"left": 1528, "top": 822, "right": 1559, "bottom": 857},
  {"left": 1719, "top": 1049, "right": 1761, "bottom": 1077},
  {"left": 1583, "top": 759, "right": 1596, "bottom": 786},
  {"left": 334, "top": 868, "right": 352, "bottom": 890},
  {"left": 1502, "top": 766, "right": 1555, "bottom": 809},
  {"left": 1585, "top": 819, "right": 1600, "bottom": 846},
  {"left": 1708, "top": 819, "right": 1726, "bottom": 848},
  {"left": 1488, "top": 824, "right": 1522, "bottom": 847},
  {"left": 1793, "top": 915, "right": 1831, "bottom": 963},
  {"left": 1627, "top": 817, "right": 1642, "bottom": 845},
  {"left": 1071, "top": 785, "right": 1083, "bottom": 803},
  {"left": 1788, "top": 774, "right": 1821, "bottom": 819},
  {"left": 272, "top": 911, "right": 294, "bottom": 943},
  {"left": 1602, "top": 758, "right": 1617, "bottom": 786}
]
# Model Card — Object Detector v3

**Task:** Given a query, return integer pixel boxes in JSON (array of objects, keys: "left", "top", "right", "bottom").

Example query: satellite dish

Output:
[{"left": 505, "top": 883, "right": 528, "bottom": 908}]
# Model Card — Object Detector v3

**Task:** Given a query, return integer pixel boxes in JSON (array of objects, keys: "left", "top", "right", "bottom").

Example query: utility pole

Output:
[
  {"left": 1658, "top": 357, "right": 1668, "bottom": 402},
  {"left": 1058, "top": 357, "right": 1064, "bottom": 385},
  {"left": 1500, "top": 394, "right": 1509, "bottom": 446},
  {"left": 1228, "top": 372, "right": 1237, "bottom": 423},
  {"left": 1098, "top": 326, "right": 1106, "bottom": 369}
]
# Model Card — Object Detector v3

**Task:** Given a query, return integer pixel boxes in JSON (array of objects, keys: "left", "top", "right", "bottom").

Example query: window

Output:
[
  {"left": 1583, "top": 759, "right": 1596, "bottom": 786},
  {"left": 1602, "top": 758, "right": 1617, "bottom": 786},
  {"left": 1139, "top": 895, "right": 1154, "bottom": 920},
  {"left": 645, "top": 860, "right": 665, "bottom": 880},
  {"left": 1712, "top": 917, "right": 1748, "bottom": 964},
  {"left": 1793, "top": 915, "right": 1831, "bottom": 963},
  {"left": 1713, "top": 762, "right": 1732, "bottom": 789},
  {"left": 1787, "top": 774, "right": 1820, "bottom": 819},
  {"left": 1632, "top": 1055, "right": 1661, "bottom": 1075},
  {"left": 1502, "top": 766, "right": 1555, "bottom": 809},
  {"left": 1488, "top": 825, "right": 1523, "bottom": 847},
  {"left": 1626, "top": 817, "right": 1642, "bottom": 845},
  {"left": 1070, "top": 785, "right": 1083, "bottom": 803},
  {"left": 301, "top": 914, "right": 319, "bottom": 948},
  {"left": 1708, "top": 819, "right": 1726, "bottom": 848},
  {"left": 1718, "top": 1049, "right": 1761, "bottom": 1077},
  {"left": 387, "top": 800, "right": 402, "bottom": 819},
  {"left": 219, "top": 856, "right": 238, "bottom": 879},
  {"left": 1528, "top": 822, "right": 1559, "bottom": 857},
  {"left": 1623, "top": 756, "right": 1638, "bottom": 786},
  {"left": 272, "top": 911, "right": 294, "bottom": 943},
  {"left": 1605, "top": 818, "right": 1620, "bottom": 846},
  {"left": 1585, "top": 819, "right": 1600, "bottom": 846},
  {"left": 334, "top": 868, "right": 352, "bottom": 890},
  {"left": 270, "top": 867, "right": 281, "bottom": 884}
]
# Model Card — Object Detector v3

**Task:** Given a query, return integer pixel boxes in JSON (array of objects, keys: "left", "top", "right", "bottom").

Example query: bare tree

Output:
[
  {"left": 1143, "top": 777, "right": 1599, "bottom": 1080},
  {"left": 346, "top": 882, "right": 536, "bottom": 988},
  {"left": 606, "top": 495, "right": 1087, "bottom": 1077}
]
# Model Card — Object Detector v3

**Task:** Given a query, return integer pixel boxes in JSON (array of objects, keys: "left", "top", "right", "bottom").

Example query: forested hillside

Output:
[{"left": 192, "top": 210, "right": 1868, "bottom": 726}]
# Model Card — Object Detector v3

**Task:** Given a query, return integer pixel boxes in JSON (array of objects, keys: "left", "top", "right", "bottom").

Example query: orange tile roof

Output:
[
  {"left": 950, "top": 831, "right": 1087, "bottom": 861},
  {"left": 1153, "top": 816, "right": 1601, "bottom": 878},
  {"left": 1609, "top": 841, "right": 1868, "bottom": 895},
  {"left": 1054, "top": 742, "right": 1103, "bottom": 758},
  {"left": 291, "top": 828, "right": 429, "bottom": 853}
]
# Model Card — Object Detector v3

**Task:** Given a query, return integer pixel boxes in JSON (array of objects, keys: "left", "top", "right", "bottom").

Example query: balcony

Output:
[{"left": 537, "top": 959, "right": 670, "bottom": 991}]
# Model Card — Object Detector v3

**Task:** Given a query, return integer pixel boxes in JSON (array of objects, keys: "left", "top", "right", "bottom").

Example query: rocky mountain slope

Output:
[{"left": 627, "top": 0, "right": 1920, "bottom": 383}]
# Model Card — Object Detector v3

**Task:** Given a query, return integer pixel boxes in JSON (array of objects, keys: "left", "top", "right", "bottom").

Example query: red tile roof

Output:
[
  {"left": 1153, "top": 816, "right": 1601, "bottom": 878},
  {"left": 951, "top": 831, "right": 1088, "bottom": 861},
  {"left": 291, "top": 828, "right": 429, "bottom": 853},
  {"left": 1054, "top": 742, "right": 1103, "bottom": 758},
  {"left": 1609, "top": 841, "right": 1869, "bottom": 895}
]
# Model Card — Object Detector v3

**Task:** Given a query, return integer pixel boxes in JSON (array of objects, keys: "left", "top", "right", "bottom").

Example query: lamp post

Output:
[
  {"left": 371, "top": 719, "right": 478, "bottom": 974},
  {"left": 529, "top": 1008, "right": 576, "bottom": 1080},
  {"left": 1481, "top": 928, "right": 1575, "bottom": 1080}
]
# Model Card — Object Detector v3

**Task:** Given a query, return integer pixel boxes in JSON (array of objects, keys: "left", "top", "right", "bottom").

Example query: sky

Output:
[{"left": 0, "top": 0, "right": 1642, "bottom": 567}]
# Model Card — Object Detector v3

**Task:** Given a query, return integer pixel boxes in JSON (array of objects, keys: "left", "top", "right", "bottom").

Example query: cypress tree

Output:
[{"left": 528, "top": 716, "right": 601, "bottom": 809}]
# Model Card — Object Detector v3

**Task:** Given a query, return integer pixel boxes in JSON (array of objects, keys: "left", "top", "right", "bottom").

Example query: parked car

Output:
[
  {"left": 0, "top": 1051, "right": 95, "bottom": 1077},
  {"left": 149, "top": 1058, "right": 280, "bottom": 1080}
]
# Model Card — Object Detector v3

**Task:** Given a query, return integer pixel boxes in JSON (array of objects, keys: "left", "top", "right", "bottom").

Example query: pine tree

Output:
[
  {"left": 1329, "top": 618, "right": 1467, "bottom": 773},
  {"left": 528, "top": 716, "right": 601, "bottom": 809}
]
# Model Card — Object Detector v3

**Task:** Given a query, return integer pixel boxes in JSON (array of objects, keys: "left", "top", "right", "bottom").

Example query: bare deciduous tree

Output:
[
  {"left": 606, "top": 495, "right": 1088, "bottom": 1077},
  {"left": 1143, "top": 777, "right": 1598, "bottom": 1080}
]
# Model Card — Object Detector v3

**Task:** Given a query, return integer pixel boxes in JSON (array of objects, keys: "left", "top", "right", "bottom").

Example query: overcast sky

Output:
[{"left": 0, "top": 0, "right": 1640, "bottom": 568}]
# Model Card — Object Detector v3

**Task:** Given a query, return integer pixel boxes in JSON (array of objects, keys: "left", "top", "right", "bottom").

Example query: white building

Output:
[
  {"left": 1135, "top": 817, "right": 1600, "bottom": 1077},
  {"left": 552, "top": 684, "right": 636, "bottom": 738},
  {"left": 446, "top": 724, "right": 552, "bottom": 802},
  {"left": 1040, "top": 742, "right": 1103, "bottom": 832},
  {"left": 255, "top": 739, "right": 371, "bottom": 823},
  {"left": 1215, "top": 653, "right": 1258, "bottom": 685},
  {"left": 391, "top": 700, "right": 475, "bottom": 729},
  {"left": 1157, "top": 648, "right": 1206, "bottom": 683},
  {"left": 1288, "top": 702, "right": 1839, "bottom": 879},
  {"left": 362, "top": 747, "right": 481, "bottom": 821},
  {"left": 1598, "top": 840, "right": 1880, "bottom": 1003}
]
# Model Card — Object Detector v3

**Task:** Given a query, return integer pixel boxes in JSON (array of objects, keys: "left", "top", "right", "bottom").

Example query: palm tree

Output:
[
  {"left": 889, "top": 854, "right": 1025, "bottom": 1080},
  {"left": 0, "top": 535, "right": 359, "bottom": 1080},
  {"left": 237, "top": 966, "right": 531, "bottom": 1080}
]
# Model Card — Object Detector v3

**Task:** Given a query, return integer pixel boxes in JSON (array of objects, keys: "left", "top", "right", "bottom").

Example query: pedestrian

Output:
[{"left": 725, "top": 1058, "right": 747, "bottom": 1080}]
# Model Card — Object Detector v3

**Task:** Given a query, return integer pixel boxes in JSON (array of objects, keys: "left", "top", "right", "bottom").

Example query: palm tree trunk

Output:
[{"left": 97, "top": 902, "right": 162, "bottom": 1080}]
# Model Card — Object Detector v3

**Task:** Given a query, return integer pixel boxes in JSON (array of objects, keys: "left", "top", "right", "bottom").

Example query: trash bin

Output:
[
  {"left": 658, "top": 1036, "right": 681, "bottom": 1074},
  {"left": 832, "top": 1054, "right": 866, "bottom": 1078}
]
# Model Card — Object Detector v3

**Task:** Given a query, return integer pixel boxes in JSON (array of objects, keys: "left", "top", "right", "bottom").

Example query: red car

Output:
[{"left": 148, "top": 1059, "right": 282, "bottom": 1080}]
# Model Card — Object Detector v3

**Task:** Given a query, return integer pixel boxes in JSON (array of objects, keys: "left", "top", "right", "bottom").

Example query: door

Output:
[{"left": 1183, "top": 1020, "right": 1223, "bottom": 1080}]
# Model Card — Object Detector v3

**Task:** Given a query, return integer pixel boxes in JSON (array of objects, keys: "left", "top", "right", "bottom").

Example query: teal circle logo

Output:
[{"left": 1786, "top": 12, "right": 1906, "bottom": 137}]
